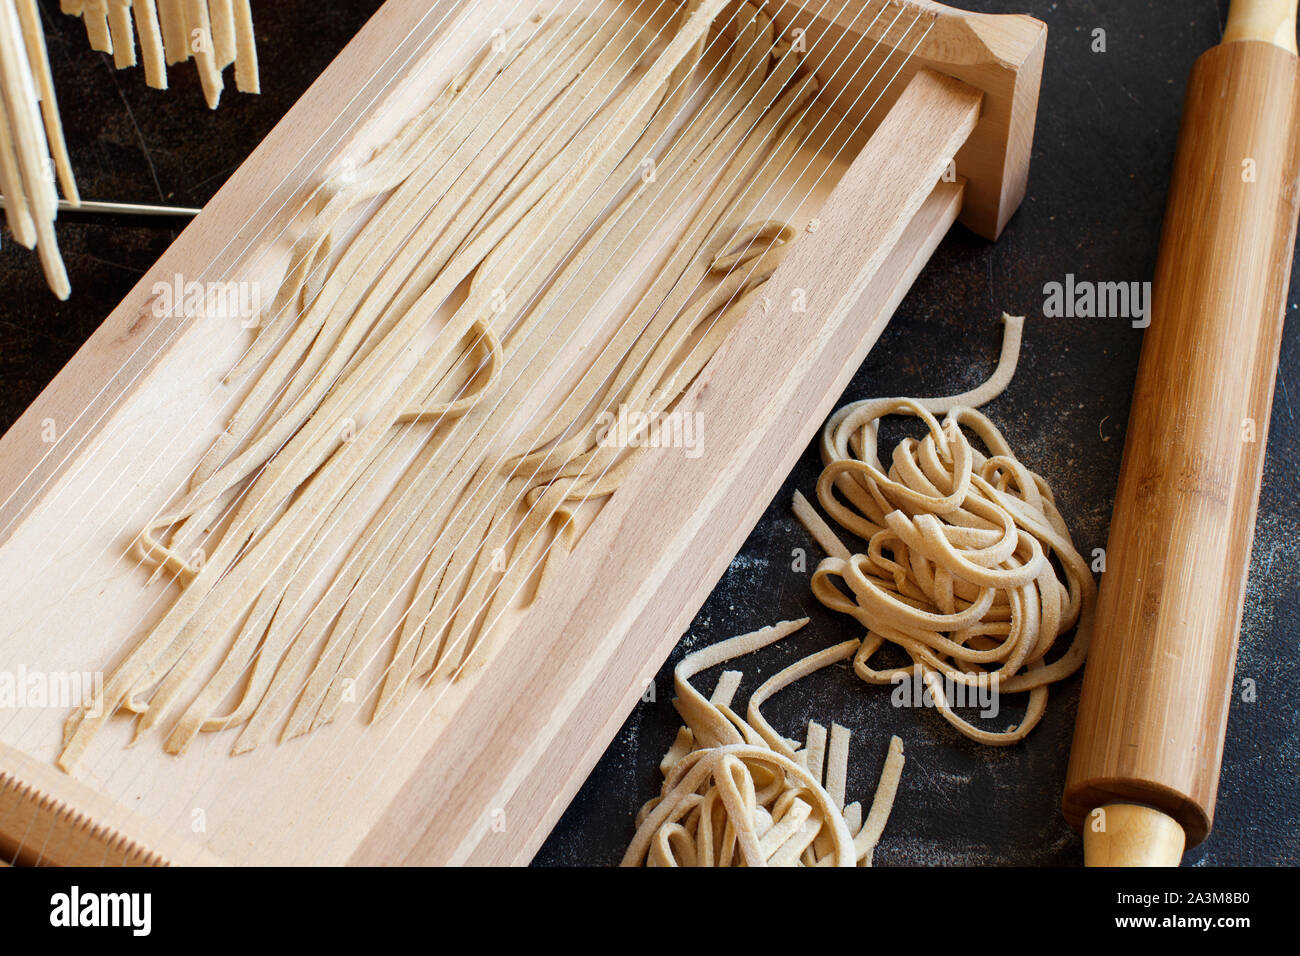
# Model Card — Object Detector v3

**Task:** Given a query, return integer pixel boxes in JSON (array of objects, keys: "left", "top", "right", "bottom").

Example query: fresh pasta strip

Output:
[
  {"left": 447, "top": 223, "right": 800, "bottom": 686},
  {"left": 397, "top": 74, "right": 811, "bottom": 700},
  {"left": 60, "top": 17, "right": 584, "bottom": 764},
  {"left": 623, "top": 619, "right": 905, "bottom": 867},
  {"left": 793, "top": 315, "right": 1096, "bottom": 746},
  {"left": 59, "top": 2, "right": 820, "bottom": 769},
  {"left": 63, "top": 0, "right": 258, "bottom": 106},
  {"left": 405, "top": 28, "right": 810, "bottom": 683},
  {"left": 163, "top": 15, "right": 560, "bottom": 557},
  {"left": 296, "top": 3, "right": 795, "bottom": 728},
  {"left": 277, "top": 9, "right": 677, "bottom": 735},
  {"left": 1, "top": 0, "right": 78, "bottom": 298}
]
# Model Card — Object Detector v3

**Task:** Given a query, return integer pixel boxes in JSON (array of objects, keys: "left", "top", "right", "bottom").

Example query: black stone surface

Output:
[{"left": 1, "top": 2, "right": 1295, "bottom": 867}]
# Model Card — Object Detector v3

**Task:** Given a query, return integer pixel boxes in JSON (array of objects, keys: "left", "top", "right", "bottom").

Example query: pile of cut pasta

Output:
[
  {"left": 624, "top": 620, "right": 904, "bottom": 867},
  {"left": 0, "top": 0, "right": 78, "bottom": 298},
  {"left": 61, "top": 2, "right": 819, "bottom": 768},
  {"left": 61, "top": 0, "right": 259, "bottom": 107},
  {"left": 794, "top": 316, "right": 1096, "bottom": 745}
]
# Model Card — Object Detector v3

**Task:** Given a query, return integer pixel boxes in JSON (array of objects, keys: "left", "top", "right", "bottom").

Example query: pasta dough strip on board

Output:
[
  {"left": 161, "top": 18, "right": 566, "bottom": 557},
  {"left": 447, "top": 222, "right": 800, "bottom": 687},
  {"left": 230, "top": 4, "right": 798, "bottom": 740},
  {"left": 263, "top": 10, "right": 687, "bottom": 738},
  {"left": 286, "top": 80, "right": 698, "bottom": 729},
  {"left": 241, "top": 0, "right": 733, "bottom": 738},
  {"left": 204, "top": 35, "right": 654, "bottom": 743},
  {"left": 347, "top": 5, "right": 789, "bottom": 717},
  {"left": 265, "top": 15, "right": 646, "bottom": 440},
  {"left": 432, "top": 98, "right": 816, "bottom": 682},
  {"left": 226, "top": 0, "right": 774, "bottom": 742},
  {"left": 64, "top": 40, "right": 575, "bottom": 761},
  {"left": 391, "top": 35, "right": 807, "bottom": 689},
  {"left": 60, "top": 0, "right": 735, "bottom": 767},
  {"left": 181, "top": 15, "right": 599, "bottom": 525},
  {"left": 171, "top": 319, "right": 502, "bottom": 754},
  {"left": 126, "top": 29, "right": 649, "bottom": 745},
  {"left": 196, "top": 7, "right": 665, "bottom": 521},
  {"left": 503, "top": 95, "right": 810, "bottom": 490},
  {"left": 71, "top": 3, "right": 790, "bottom": 770},
  {"left": 421, "top": 246, "right": 782, "bottom": 695}
]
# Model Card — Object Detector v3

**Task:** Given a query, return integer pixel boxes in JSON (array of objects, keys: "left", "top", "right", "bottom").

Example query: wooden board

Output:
[{"left": 0, "top": 0, "right": 1043, "bottom": 866}]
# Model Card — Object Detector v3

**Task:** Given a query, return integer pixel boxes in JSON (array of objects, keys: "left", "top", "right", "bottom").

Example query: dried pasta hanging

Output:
[
  {"left": 61, "top": 0, "right": 259, "bottom": 107},
  {"left": 0, "top": 0, "right": 78, "bottom": 298}
]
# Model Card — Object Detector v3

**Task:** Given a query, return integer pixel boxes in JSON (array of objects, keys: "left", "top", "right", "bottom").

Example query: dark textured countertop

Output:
[{"left": 1, "top": 1, "right": 1295, "bottom": 866}]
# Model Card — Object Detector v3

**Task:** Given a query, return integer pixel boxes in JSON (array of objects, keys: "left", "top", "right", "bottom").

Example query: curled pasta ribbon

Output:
[
  {"left": 709, "top": 219, "right": 796, "bottom": 272},
  {"left": 624, "top": 620, "right": 905, "bottom": 867},
  {"left": 129, "top": 308, "right": 502, "bottom": 585},
  {"left": 795, "top": 315, "right": 1096, "bottom": 746}
]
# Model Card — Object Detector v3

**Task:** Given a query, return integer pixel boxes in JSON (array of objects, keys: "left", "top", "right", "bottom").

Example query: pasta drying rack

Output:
[{"left": 0, "top": 0, "right": 1043, "bottom": 866}]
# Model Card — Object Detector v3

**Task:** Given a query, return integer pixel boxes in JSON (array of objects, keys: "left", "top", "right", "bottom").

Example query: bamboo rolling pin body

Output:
[{"left": 1063, "top": 26, "right": 1300, "bottom": 859}]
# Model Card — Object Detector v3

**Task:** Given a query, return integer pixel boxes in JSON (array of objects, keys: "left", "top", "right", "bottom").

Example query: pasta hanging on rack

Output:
[
  {"left": 0, "top": 0, "right": 78, "bottom": 298},
  {"left": 61, "top": 0, "right": 259, "bottom": 107}
]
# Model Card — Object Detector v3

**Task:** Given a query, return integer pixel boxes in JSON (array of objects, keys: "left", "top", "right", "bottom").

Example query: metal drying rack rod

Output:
[{"left": 0, "top": 196, "right": 202, "bottom": 217}]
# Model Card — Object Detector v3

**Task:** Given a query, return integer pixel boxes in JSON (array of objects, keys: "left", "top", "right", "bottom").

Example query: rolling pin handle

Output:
[
  {"left": 1082, "top": 803, "right": 1186, "bottom": 868},
  {"left": 1224, "top": 0, "right": 1298, "bottom": 52}
]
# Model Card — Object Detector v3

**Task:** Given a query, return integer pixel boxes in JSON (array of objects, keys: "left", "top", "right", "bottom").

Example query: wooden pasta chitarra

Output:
[
  {"left": 1064, "top": 0, "right": 1300, "bottom": 866},
  {"left": 0, "top": 0, "right": 1044, "bottom": 866}
]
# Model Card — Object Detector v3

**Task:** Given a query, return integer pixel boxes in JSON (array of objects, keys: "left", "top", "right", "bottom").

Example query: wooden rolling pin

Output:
[{"left": 1063, "top": 0, "right": 1300, "bottom": 866}]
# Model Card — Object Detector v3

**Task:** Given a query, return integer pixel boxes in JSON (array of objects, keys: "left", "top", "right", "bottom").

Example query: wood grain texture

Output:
[
  {"left": 0, "top": 742, "right": 222, "bottom": 866},
  {"left": 1064, "top": 39, "right": 1300, "bottom": 847},
  {"left": 694, "top": 0, "right": 1045, "bottom": 239}
]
